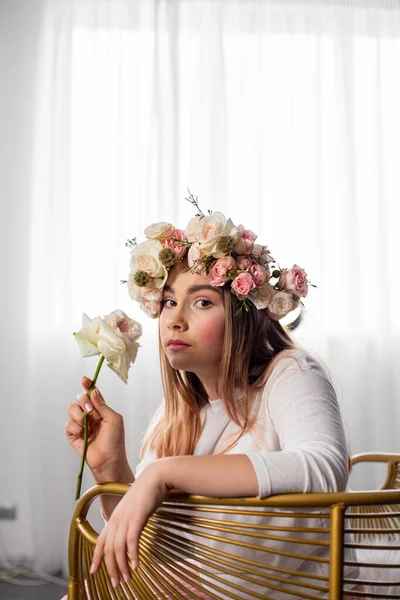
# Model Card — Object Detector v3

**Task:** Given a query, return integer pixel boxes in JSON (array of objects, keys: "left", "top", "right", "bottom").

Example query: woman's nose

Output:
[{"left": 167, "top": 307, "right": 188, "bottom": 330}]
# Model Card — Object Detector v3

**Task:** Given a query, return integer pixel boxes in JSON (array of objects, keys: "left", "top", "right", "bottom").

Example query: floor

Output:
[{"left": 0, "top": 577, "right": 67, "bottom": 600}]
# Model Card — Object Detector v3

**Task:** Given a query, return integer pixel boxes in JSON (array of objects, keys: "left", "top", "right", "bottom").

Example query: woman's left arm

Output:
[{"left": 90, "top": 453, "right": 259, "bottom": 586}]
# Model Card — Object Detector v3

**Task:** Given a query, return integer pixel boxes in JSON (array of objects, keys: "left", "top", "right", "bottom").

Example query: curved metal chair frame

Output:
[{"left": 67, "top": 453, "right": 400, "bottom": 599}]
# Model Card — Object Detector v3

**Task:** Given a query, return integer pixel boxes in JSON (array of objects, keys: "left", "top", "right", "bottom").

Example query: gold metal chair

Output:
[{"left": 67, "top": 453, "right": 400, "bottom": 599}]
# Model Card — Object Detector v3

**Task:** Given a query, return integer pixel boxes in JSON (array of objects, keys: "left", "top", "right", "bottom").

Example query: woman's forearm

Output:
[{"left": 157, "top": 454, "right": 259, "bottom": 498}]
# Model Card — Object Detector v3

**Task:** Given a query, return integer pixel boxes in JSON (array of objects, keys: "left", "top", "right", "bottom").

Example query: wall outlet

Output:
[{"left": 0, "top": 505, "right": 17, "bottom": 520}]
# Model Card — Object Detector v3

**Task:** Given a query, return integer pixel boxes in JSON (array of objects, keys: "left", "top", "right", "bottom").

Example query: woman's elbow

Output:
[{"left": 303, "top": 449, "right": 349, "bottom": 493}]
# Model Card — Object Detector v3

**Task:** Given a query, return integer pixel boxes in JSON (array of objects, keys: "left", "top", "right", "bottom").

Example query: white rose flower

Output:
[
  {"left": 130, "top": 239, "right": 167, "bottom": 280},
  {"left": 140, "top": 298, "right": 162, "bottom": 319},
  {"left": 73, "top": 313, "right": 103, "bottom": 357},
  {"left": 127, "top": 274, "right": 144, "bottom": 303},
  {"left": 98, "top": 310, "right": 142, "bottom": 383},
  {"left": 267, "top": 291, "right": 297, "bottom": 320},
  {"left": 128, "top": 274, "right": 166, "bottom": 305},
  {"left": 248, "top": 282, "right": 275, "bottom": 310},
  {"left": 187, "top": 243, "right": 207, "bottom": 273},
  {"left": 129, "top": 282, "right": 163, "bottom": 318},
  {"left": 198, "top": 212, "right": 240, "bottom": 257},
  {"left": 184, "top": 216, "right": 202, "bottom": 243},
  {"left": 141, "top": 283, "right": 164, "bottom": 303},
  {"left": 144, "top": 221, "right": 175, "bottom": 240},
  {"left": 74, "top": 310, "right": 142, "bottom": 384},
  {"left": 73, "top": 309, "right": 142, "bottom": 499}
]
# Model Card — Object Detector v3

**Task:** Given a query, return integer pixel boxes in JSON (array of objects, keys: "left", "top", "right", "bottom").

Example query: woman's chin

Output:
[{"left": 167, "top": 355, "right": 192, "bottom": 370}]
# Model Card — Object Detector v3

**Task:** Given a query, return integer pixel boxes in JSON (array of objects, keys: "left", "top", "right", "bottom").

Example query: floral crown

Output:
[{"left": 122, "top": 191, "right": 314, "bottom": 321}]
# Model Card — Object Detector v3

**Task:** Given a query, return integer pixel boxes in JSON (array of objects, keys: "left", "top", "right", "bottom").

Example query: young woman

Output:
[{"left": 65, "top": 207, "right": 364, "bottom": 598}]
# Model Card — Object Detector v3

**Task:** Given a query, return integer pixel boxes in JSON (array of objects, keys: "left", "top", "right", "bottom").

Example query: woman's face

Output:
[{"left": 159, "top": 260, "right": 226, "bottom": 382}]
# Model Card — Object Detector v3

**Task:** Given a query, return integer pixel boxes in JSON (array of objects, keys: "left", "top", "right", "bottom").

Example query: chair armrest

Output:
[{"left": 350, "top": 452, "right": 400, "bottom": 490}]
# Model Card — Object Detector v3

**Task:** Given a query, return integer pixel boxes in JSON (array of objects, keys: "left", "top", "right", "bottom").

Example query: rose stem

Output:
[{"left": 75, "top": 354, "right": 106, "bottom": 501}]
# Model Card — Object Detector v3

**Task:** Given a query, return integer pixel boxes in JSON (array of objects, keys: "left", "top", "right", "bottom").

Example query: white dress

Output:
[{"left": 134, "top": 349, "right": 360, "bottom": 599}]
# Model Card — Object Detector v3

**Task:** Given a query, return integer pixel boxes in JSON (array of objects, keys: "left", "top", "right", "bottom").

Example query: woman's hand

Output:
[
  {"left": 90, "top": 461, "right": 170, "bottom": 587},
  {"left": 65, "top": 376, "right": 130, "bottom": 481}
]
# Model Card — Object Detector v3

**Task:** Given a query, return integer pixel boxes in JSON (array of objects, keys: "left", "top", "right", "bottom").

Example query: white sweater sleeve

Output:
[{"left": 245, "top": 356, "right": 349, "bottom": 499}]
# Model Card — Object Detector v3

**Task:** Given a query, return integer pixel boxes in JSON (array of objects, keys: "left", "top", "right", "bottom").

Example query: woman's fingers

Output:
[
  {"left": 126, "top": 521, "right": 140, "bottom": 570},
  {"left": 89, "top": 474, "right": 167, "bottom": 586},
  {"left": 65, "top": 419, "right": 83, "bottom": 440},
  {"left": 90, "top": 389, "right": 109, "bottom": 412},
  {"left": 114, "top": 525, "right": 132, "bottom": 583},
  {"left": 81, "top": 377, "right": 107, "bottom": 408},
  {"left": 81, "top": 377, "right": 106, "bottom": 406},
  {"left": 75, "top": 393, "right": 102, "bottom": 424},
  {"left": 91, "top": 525, "right": 122, "bottom": 588},
  {"left": 82, "top": 376, "right": 92, "bottom": 391},
  {"left": 67, "top": 400, "right": 102, "bottom": 444},
  {"left": 68, "top": 402, "right": 85, "bottom": 424},
  {"left": 67, "top": 400, "right": 98, "bottom": 426},
  {"left": 76, "top": 392, "right": 95, "bottom": 414},
  {"left": 90, "top": 529, "right": 106, "bottom": 575},
  {"left": 91, "top": 522, "right": 134, "bottom": 587},
  {"left": 104, "top": 534, "right": 121, "bottom": 588}
]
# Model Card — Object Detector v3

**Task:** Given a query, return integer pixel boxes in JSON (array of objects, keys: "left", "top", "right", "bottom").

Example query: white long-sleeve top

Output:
[{"left": 134, "top": 350, "right": 360, "bottom": 598}]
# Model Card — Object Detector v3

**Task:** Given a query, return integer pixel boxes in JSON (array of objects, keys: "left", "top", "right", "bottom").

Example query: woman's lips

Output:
[{"left": 166, "top": 342, "right": 191, "bottom": 351}]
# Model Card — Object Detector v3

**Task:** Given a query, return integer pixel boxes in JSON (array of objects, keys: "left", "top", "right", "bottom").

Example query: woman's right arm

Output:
[{"left": 65, "top": 376, "right": 135, "bottom": 520}]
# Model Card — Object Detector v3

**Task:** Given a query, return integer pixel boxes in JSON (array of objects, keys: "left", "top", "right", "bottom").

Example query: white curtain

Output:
[{"left": 1, "top": 0, "right": 400, "bottom": 575}]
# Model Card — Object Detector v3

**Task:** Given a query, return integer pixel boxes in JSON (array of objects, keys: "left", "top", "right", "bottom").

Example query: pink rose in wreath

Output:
[
  {"left": 279, "top": 265, "right": 308, "bottom": 298},
  {"left": 163, "top": 229, "right": 187, "bottom": 259},
  {"left": 208, "top": 255, "right": 237, "bottom": 286},
  {"left": 249, "top": 263, "right": 268, "bottom": 287},
  {"left": 231, "top": 271, "right": 256, "bottom": 298}
]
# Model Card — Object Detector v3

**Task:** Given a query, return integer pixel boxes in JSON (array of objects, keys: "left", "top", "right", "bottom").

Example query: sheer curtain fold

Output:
[{"left": 1, "top": 0, "right": 399, "bottom": 574}]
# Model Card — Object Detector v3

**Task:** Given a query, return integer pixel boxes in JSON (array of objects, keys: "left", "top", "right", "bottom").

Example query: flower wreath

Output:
[{"left": 122, "top": 191, "right": 315, "bottom": 321}]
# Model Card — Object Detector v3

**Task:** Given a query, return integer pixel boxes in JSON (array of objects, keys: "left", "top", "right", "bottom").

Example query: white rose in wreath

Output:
[
  {"left": 129, "top": 239, "right": 167, "bottom": 281},
  {"left": 248, "top": 282, "right": 275, "bottom": 310},
  {"left": 184, "top": 216, "right": 202, "bottom": 243},
  {"left": 144, "top": 221, "right": 175, "bottom": 240},
  {"left": 267, "top": 291, "right": 298, "bottom": 320},
  {"left": 197, "top": 212, "right": 239, "bottom": 257}
]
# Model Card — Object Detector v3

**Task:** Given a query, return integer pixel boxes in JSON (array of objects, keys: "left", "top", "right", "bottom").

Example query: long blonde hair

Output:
[{"left": 139, "top": 281, "right": 298, "bottom": 459}]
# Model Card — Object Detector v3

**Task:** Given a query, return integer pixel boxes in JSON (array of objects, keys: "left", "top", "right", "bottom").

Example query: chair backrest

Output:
[{"left": 68, "top": 482, "right": 400, "bottom": 599}]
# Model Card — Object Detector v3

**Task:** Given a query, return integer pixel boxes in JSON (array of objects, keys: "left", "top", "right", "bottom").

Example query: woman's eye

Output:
[
  {"left": 162, "top": 299, "right": 175, "bottom": 308},
  {"left": 196, "top": 299, "right": 212, "bottom": 308}
]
